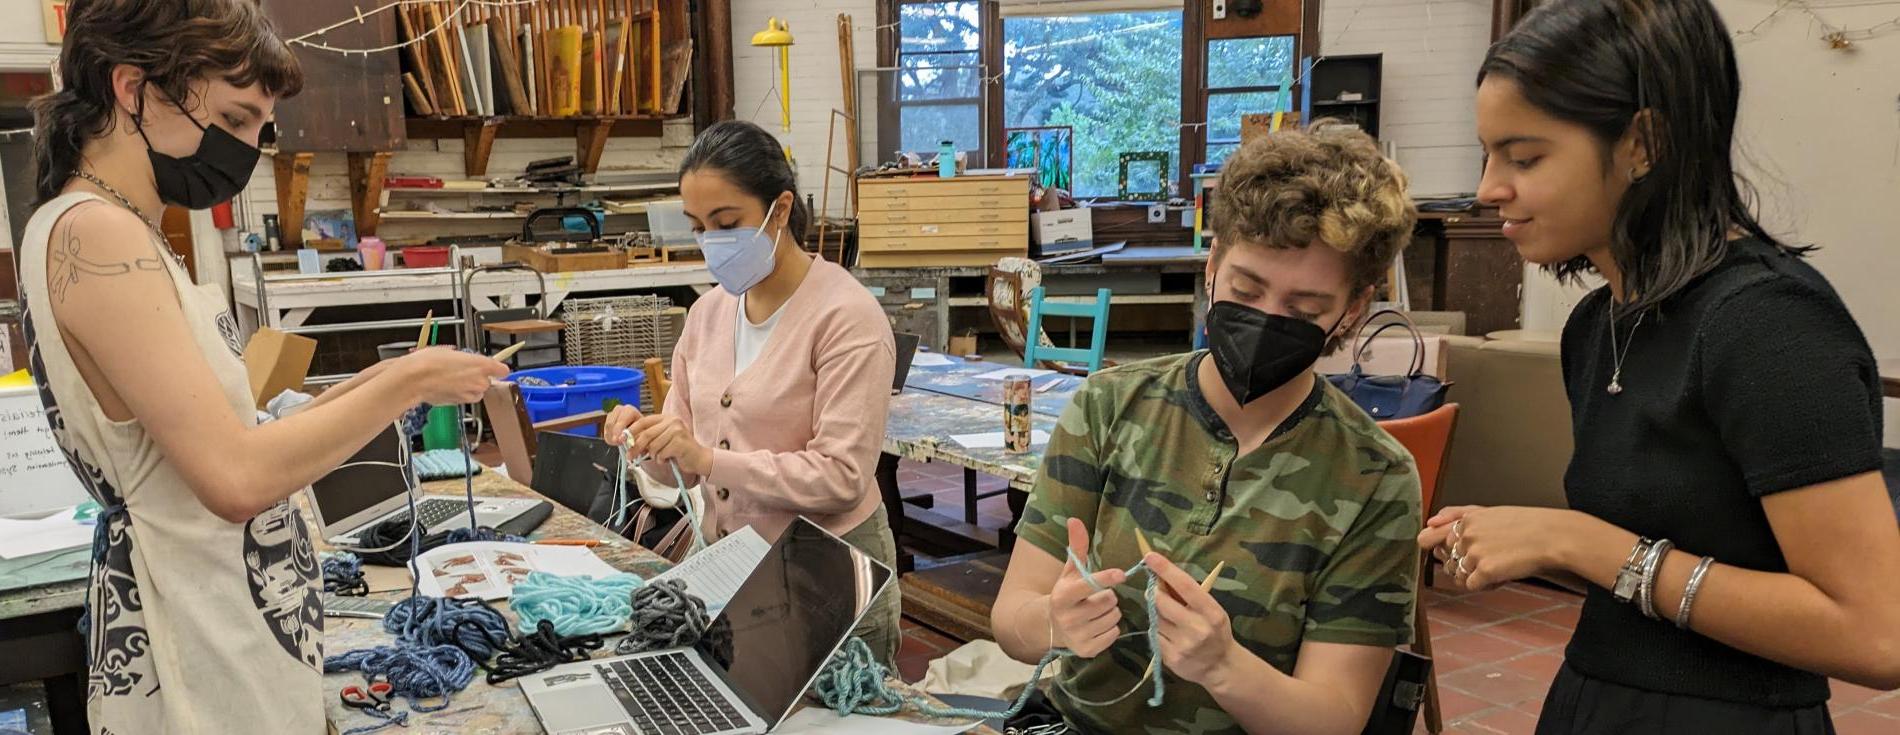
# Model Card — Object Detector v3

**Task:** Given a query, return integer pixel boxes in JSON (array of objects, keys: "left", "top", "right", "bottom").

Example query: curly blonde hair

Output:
[{"left": 1211, "top": 123, "right": 1416, "bottom": 294}]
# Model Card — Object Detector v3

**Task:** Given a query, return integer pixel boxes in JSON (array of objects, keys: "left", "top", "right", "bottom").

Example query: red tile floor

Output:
[{"left": 889, "top": 460, "right": 1900, "bottom": 734}]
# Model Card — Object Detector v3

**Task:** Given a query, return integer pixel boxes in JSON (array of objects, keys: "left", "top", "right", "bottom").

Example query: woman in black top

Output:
[{"left": 1415, "top": 1, "right": 1900, "bottom": 733}]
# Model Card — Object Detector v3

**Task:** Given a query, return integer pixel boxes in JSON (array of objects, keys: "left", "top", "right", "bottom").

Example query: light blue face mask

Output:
[{"left": 696, "top": 199, "right": 782, "bottom": 295}]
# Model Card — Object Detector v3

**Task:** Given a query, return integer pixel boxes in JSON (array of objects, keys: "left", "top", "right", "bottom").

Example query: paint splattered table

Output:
[{"left": 324, "top": 471, "right": 994, "bottom": 735}]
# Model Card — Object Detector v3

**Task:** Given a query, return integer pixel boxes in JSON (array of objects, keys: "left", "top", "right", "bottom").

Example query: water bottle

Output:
[{"left": 938, "top": 140, "right": 956, "bottom": 179}]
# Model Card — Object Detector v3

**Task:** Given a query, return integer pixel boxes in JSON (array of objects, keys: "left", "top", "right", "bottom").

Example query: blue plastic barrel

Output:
[{"left": 506, "top": 366, "right": 645, "bottom": 437}]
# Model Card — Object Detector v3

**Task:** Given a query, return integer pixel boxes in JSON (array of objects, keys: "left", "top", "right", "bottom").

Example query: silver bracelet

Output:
[
  {"left": 1676, "top": 556, "right": 1716, "bottom": 630},
  {"left": 1638, "top": 538, "right": 1674, "bottom": 620},
  {"left": 1613, "top": 537, "right": 1655, "bottom": 604}
]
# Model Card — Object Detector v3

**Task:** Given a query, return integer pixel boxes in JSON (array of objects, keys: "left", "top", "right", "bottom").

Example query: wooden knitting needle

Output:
[
  {"left": 415, "top": 310, "right": 434, "bottom": 348},
  {"left": 491, "top": 341, "right": 529, "bottom": 362}
]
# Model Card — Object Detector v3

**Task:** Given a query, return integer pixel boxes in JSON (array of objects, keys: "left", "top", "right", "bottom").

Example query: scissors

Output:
[{"left": 339, "top": 682, "right": 394, "bottom": 712}]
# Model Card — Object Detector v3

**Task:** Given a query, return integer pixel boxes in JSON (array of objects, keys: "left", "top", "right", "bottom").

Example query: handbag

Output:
[
  {"left": 1326, "top": 309, "right": 1451, "bottom": 420},
  {"left": 1360, "top": 649, "right": 1434, "bottom": 735}
]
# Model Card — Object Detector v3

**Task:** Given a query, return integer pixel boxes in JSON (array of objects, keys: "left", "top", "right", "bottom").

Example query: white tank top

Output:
[{"left": 17, "top": 192, "right": 324, "bottom": 734}]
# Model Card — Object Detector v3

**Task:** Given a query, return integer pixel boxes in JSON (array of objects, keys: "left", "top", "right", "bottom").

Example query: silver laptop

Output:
[
  {"left": 305, "top": 422, "right": 541, "bottom": 545},
  {"left": 520, "top": 517, "right": 895, "bottom": 735}
]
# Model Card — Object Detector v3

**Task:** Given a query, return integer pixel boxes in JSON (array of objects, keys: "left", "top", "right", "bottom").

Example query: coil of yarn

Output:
[
  {"left": 511, "top": 571, "right": 646, "bottom": 636},
  {"left": 615, "top": 579, "right": 711, "bottom": 655}
]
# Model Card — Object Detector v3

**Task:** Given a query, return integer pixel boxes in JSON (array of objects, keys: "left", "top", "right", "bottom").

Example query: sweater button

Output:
[
  {"left": 717, "top": 487, "right": 730, "bottom": 501},
  {"left": 720, "top": 393, "right": 732, "bottom": 408},
  {"left": 718, "top": 440, "right": 730, "bottom": 449}
]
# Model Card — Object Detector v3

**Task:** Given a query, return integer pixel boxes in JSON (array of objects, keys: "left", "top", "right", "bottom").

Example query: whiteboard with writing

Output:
[{"left": 0, "top": 384, "right": 91, "bottom": 518}]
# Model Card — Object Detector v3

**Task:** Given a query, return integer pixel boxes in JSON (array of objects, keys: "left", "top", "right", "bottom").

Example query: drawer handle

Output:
[
  {"left": 979, "top": 240, "right": 999, "bottom": 247},
  {"left": 978, "top": 199, "right": 1001, "bottom": 207},
  {"left": 980, "top": 226, "right": 1000, "bottom": 233},
  {"left": 886, "top": 214, "right": 910, "bottom": 222},
  {"left": 890, "top": 202, "right": 911, "bottom": 210},
  {"left": 979, "top": 186, "right": 1000, "bottom": 193}
]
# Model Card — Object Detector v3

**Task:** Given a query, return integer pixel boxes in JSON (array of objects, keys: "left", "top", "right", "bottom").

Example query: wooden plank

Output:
[
  {"left": 487, "top": 18, "right": 531, "bottom": 115},
  {"left": 397, "top": 9, "right": 439, "bottom": 112},
  {"left": 347, "top": 151, "right": 392, "bottom": 237},
  {"left": 260, "top": 0, "right": 403, "bottom": 152},
  {"left": 462, "top": 118, "right": 502, "bottom": 177},
  {"left": 402, "top": 73, "right": 435, "bottom": 116},
  {"left": 898, "top": 553, "right": 1011, "bottom": 644},
  {"left": 272, "top": 152, "right": 313, "bottom": 249},
  {"left": 429, "top": 2, "right": 467, "bottom": 115}
]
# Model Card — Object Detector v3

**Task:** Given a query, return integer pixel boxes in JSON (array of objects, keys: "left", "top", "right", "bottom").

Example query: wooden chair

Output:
[
  {"left": 482, "top": 380, "right": 610, "bottom": 488},
  {"left": 1376, "top": 403, "right": 1461, "bottom": 735},
  {"left": 642, "top": 357, "right": 672, "bottom": 409}
]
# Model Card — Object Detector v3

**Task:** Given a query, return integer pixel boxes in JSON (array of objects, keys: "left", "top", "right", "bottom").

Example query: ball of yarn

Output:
[
  {"left": 382, "top": 595, "right": 511, "bottom": 660},
  {"left": 324, "top": 643, "right": 475, "bottom": 710},
  {"left": 615, "top": 579, "right": 710, "bottom": 655},
  {"left": 512, "top": 572, "right": 646, "bottom": 636}
]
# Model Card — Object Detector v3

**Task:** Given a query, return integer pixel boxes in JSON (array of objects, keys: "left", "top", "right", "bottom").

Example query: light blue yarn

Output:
[
  {"left": 814, "top": 545, "right": 1167, "bottom": 723},
  {"left": 511, "top": 571, "right": 646, "bottom": 636}
]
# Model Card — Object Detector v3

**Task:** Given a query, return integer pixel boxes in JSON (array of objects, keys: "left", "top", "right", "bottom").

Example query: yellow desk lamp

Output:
[{"left": 750, "top": 18, "right": 795, "bottom": 133}]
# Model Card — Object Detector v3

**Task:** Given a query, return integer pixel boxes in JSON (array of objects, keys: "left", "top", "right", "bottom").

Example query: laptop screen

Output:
[
  {"left": 308, "top": 423, "right": 408, "bottom": 531},
  {"left": 702, "top": 518, "right": 893, "bottom": 727}
]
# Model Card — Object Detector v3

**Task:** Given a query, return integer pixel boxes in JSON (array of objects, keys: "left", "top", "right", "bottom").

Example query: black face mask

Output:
[
  {"left": 1206, "top": 300, "right": 1348, "bottom": 405},
  {"left": 134, "top": 93, "right": 260, "bottom": 209}
]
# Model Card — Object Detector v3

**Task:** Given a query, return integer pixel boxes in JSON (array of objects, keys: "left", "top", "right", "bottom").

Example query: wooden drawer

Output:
[
  {"left": 861, "top": 221, "right": 1029, "bottom": 240},
  {"left": 860, "top": 251, "right": 1020, "bottom": 268},
  {"left": 860, "top": 234, "right": 1027, "bottom": 254},
  {"left": 860, "top": 209, "right": 1021, "bottom": 226},
  {"left": 858, "top": 194, "right": 1028, "bottom": 213},
  {"left": 858, "top": 177, "right": 1029, "bottom": 200}
]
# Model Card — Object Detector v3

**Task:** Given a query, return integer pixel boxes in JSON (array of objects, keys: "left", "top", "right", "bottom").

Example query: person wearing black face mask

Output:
[
  {"left": 989, "top": 124, "right": 1426, "bottom": 735},
  {"left": 18, "top": 2, "right": 511, "bottom": 731}
]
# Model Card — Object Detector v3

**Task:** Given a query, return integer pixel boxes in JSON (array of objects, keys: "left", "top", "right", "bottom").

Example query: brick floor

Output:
[{"left": 890, "top": 458, "right": 1900, "bottom": 734}]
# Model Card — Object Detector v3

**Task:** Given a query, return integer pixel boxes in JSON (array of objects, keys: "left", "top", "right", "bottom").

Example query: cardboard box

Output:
[
  {"left": 243, "top": 327, "right": 317, "bottom": 410},
  {"left": 1030, "top": 209, "right": 1093, "bottom": 258}
]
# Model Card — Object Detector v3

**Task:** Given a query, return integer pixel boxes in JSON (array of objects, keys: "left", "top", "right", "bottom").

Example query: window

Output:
[
  {"left": 1204, "top": 35, "right": 1296, "bottom": 165},
  {"left": 1003, "top": 10, "right": 1183, "bottom": 198},
  {"left": 893, "top": 2, "right": 985, "bottom": 160}
]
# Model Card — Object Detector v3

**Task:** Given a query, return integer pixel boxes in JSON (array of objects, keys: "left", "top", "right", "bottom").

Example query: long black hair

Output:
[
  {"left": 1479, "top": 0, "right": 1798, "bottom": 314},
  {"left": 677, "top": 120, "right": 809, "bottom": 244},
  {"left": 30, "top": 0, "right": 303, "bottom": 204}
]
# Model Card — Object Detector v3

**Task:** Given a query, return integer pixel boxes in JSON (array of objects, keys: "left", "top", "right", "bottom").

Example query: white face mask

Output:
[{"left": 695, "top": 199, "right": 782, "bottom": 295}]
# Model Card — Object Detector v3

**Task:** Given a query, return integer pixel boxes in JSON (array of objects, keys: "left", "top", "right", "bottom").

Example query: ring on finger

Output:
[{"left": 1455, "top": 556, "right": 1470, "bottom": 576}]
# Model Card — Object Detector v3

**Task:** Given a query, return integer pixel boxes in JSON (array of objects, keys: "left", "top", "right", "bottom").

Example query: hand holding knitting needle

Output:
[
  {"left": 1049, "top": 518, "right": 1128, "bottom": 658},
  {"left": 1148, "top": 552, "right": 1237, "bottom": 687}
]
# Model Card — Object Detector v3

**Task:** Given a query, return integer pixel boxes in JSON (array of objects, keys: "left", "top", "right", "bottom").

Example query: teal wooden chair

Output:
[{"left": 1023, "top": 286, "right": 1111, "bottom": 374}]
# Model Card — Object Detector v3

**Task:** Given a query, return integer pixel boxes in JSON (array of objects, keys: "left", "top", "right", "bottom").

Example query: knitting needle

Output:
[
  {"left": 491, "top": 341, "right": 529, "bottom": 362},
  {"left": 532, "top": 538, "right": 602, "bottom": 547},
  {"left": 415, "top": 310, "right": 434, "bottom": 349},
  {"left": 1134, "top": 527, "right": 1154, "bottom": 557}
]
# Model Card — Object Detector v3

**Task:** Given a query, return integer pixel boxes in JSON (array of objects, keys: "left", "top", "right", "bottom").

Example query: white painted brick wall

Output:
[
  {"left": 729, "top": 0, "right": 881, "bottom": 221},
  {"left": 1321, "top": 0, "right": 1490, "bottom": 197}
]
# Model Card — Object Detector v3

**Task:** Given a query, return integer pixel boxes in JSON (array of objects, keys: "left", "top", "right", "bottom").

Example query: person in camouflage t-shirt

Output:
[{"left": 991, "top": 124, "right": 1422, "bottom": 735}]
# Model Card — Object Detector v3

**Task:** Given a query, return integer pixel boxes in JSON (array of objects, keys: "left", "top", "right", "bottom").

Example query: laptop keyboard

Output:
[
  {"left": 381, "top": 498, "right": 470, "bottom": 531},
  {"left": 597, "top": 651, "right": 748, "bottom": 735}
]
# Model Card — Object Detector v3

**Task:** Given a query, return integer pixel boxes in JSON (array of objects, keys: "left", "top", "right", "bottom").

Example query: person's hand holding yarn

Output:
[
  {"left": 602, "top": 403, "right": 646, "bottom": 449},
  {"left": 397, "top": 346, "right": 509, "bottom": 405},
  {"left": 623, "top": 413, "right": 712, "bottom": 477},
  {"left": 1049, "top": 517, "right": 1129, "bottom": 658},
  {"left": 1147, "top": 552, "right": 1238, "bottom": 686}
]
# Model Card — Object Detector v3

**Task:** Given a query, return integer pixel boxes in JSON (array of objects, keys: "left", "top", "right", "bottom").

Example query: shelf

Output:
[
  {"left": 386, "top": 182, "right": 680, "bottom": 196},
  {"left": 1313, "top": 98, "right": 1378, "bottom": 107},
  {"left": 378, "top": 210, "right": 652, "bottom": 221},
  {"left": 403, "top": 115, "right": 690, "bottom": 178},
  {"left": 944, "top": 293, "right": 1194, "bottom": 308}
]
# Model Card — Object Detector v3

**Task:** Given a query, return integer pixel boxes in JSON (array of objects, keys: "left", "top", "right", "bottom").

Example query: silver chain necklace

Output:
[
  {"left": 72, "top": 170, "right": 185, "bottom": 270},
  {"left": 1606, "top": 307, "right": 1645, "bottom": 395}
]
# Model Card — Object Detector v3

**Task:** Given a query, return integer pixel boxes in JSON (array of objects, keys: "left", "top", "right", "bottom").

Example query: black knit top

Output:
[{"left": 1558, "top": 237, "right": 1885, "bottom": 707}]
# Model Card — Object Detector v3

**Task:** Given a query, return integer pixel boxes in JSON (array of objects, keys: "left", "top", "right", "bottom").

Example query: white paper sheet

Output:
[
  {"left": 650, "top": 526, "right": 770, "bottom": 616},
  {"left": 776, "top": 708, "right": 979, "bottom": 734},
  {"left": 0, "top": 507, "right": 92, "bottom": 560},
  {"left": 910, "top": 352, "right": 955, "bottom": 368},
  {"left": 949, "top": 430, "right": 1051, "bottom": 450},
  {"left": 413, "top": 542, "right": 621, "bottom": 600},
  {"left": 971, "top": 367, "right": 1056, "bottom": 381}
]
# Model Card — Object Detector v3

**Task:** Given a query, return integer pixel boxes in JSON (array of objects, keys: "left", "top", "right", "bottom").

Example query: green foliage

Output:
[{"left": 1005, "top": 12, "right": 1183, "bottom": 198}]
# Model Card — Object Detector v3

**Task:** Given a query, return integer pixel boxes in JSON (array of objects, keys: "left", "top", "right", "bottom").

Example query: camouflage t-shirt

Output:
[{"left": 1015, "top": 351, "right": 1422, "bottom": 735}]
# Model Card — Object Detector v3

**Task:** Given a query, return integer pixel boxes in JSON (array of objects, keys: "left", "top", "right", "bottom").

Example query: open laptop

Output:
[
  {"left": 892, "top": 332, "right": 922, "bottom": 395},
  {"left": 305, "top": 422, "right": 545, "bottom": 545},
  {"left": 520, "top": 517, "right": 895, "bottom": 735}
]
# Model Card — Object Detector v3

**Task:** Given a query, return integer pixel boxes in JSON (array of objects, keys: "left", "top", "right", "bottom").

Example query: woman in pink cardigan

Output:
[{"left": 605, "top": 120, "right": 901, "bottom": 664}]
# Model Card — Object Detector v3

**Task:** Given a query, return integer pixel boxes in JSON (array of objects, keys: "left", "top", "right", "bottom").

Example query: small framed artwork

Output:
[
  {"left": 1004, "top": 126, "right": 1074, "bottom": 192},
  {"left": 1118, "top": 151, "right": 1171, "bottom": 202}
]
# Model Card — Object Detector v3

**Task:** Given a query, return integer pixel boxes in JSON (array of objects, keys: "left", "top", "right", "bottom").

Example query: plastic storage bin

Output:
[
  {"left": 506, "top": 366, "right": 644, "bottom": 437},
  {"left": 404, "top": 245, "right": 451, "bottom": 268},
  {"left": 645, "top": 200, "right": 695, "bottom": 248}
]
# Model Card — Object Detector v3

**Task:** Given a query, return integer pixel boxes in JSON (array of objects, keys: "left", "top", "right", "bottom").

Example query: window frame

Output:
[
  {"left": 878, "top": 0, "right": 1318, "bottom": 199},
  {"left": 883, "top": 3, "right": 989, "bottom": 165}
]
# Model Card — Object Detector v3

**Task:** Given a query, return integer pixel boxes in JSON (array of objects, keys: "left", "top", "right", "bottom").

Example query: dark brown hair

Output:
[
  {"left": 1212, "top": 122, "right": 1416, "bottom": 295},
  {"left": 678, "top": 120, "right": 810, "bottom": 244},
  {"left": 30, "top": 0, "right": 304, "bottom": 204},
  {"left": 1480, "top": 0, "right": 1795, "bottom": 315}
]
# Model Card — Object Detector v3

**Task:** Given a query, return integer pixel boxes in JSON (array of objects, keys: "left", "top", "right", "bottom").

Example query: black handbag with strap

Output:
[{"left": 1326, "top": 310, "right": 1451, "bottom": 420}]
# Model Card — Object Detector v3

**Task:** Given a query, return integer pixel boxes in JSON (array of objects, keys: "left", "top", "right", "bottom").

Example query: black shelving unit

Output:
[{"left": 1307, "top": 54, "right": 1383, "bottom": 139}]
